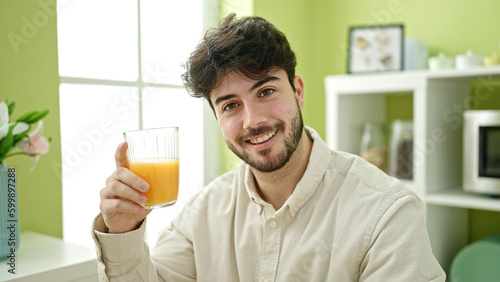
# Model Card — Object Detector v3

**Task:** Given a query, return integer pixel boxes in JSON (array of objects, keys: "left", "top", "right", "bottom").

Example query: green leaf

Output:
[
  {"left": 25, "top": 109, "right": 49, "bottom": 124},
  {"left": 0, "top": 127, "right": 14, "bottom": 159},
  {"left": 16, "top": 110, "right": 38, "bottom": 123},
  {"left": 13, "top": 131, "right": 29, "bottom": 144},
  {"left": 8, "top": 101, "right": 15, "bottom": 116}
]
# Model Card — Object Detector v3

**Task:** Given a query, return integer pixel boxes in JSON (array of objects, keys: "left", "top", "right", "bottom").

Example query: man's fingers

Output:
[
  {"left": 101, "top": 179, "right": 147, "bottom": 205},
  {"left": 115, "top": 142, "right": 130, "bottom": 169},
  {"left": 100, "top": 142, "right": 153, "bottom": 234},
  {"left": 106, "top": 167, "right": 149, "bottom": 192},
  {"left": 100, "top": 198, "right": 145, "bottom": 216}
]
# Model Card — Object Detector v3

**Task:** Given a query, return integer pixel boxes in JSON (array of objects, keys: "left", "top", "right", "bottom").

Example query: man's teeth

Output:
[{"left": 249, "top": 131, "right": 276, "bottom": 144}]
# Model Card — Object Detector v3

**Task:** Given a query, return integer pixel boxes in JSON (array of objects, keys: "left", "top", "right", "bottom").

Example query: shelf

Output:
[
  {"left": 326, "top": 66, "right": 500, "bottom": 83},
  {"left": 325, "top": 67, "right": 500, "bottom": 273},
  {"left": 426, "top": 190, "right": 500, "bottom": 212},
  {"left": 325, "top": 66, "right": 500, "bottom": 95},
  {"left": 425, "top": 65, "right": 500, "bottom": 79}
]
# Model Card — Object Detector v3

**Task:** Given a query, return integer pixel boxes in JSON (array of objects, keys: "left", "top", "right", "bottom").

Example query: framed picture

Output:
[{"left": 347, "top": 24, "right": 404, "bottom": 74}]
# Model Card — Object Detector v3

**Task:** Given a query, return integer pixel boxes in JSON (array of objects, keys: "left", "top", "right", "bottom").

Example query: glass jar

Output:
[
  {"left": 389, "top": 120, "right": 413, "bottom": 179},
  {"left": 360, "top": 121, "right": 387, "bottom": 172}
]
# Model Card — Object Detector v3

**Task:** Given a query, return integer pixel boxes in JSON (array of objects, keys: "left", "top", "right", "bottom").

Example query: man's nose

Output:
[{"left": 242, "top": 102, "right": 267, "bottom": 129}]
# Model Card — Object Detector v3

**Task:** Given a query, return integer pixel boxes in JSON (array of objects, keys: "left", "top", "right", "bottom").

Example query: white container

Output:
[
  {"left": 404, "top": 38, "right": 428, "bottom": 70},
  {"left": 428, "top": 52, "right": 454, "bottom": 71},
  {"left": 455, "top": 50, "right": 483, "bottom": 70}
]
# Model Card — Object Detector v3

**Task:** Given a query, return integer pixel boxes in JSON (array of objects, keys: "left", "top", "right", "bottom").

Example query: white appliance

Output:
[{"left": 463, "top": 110, "right": 500, "bottom": 195}]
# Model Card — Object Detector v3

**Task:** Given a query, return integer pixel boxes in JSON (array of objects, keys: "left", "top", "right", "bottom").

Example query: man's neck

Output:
[{"left": 251, "top": 129, "right": 313, "bottom": 210}]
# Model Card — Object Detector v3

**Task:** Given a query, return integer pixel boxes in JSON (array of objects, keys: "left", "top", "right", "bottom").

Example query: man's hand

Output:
[{"left": 99, "top": 142, "right": 152, "bottom": 233}]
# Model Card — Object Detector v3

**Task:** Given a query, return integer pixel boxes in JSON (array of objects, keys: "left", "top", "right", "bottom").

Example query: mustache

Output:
[{"left": 237, "top": 123, "right": 285, "bottom": 143}]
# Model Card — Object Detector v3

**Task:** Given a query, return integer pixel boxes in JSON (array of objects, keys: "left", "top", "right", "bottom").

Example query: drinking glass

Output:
[{"left": 123, "top": 127, "right": 179, "bottom": 209}]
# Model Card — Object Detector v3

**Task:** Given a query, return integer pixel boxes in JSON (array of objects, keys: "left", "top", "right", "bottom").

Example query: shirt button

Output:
[{"left": 269, "top": 221, "right": 277, "bottom": 228}]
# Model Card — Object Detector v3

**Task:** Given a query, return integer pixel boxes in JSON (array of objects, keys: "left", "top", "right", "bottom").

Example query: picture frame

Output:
[{"left": 347, "top": 24, "right": 404, "bottom": 74}]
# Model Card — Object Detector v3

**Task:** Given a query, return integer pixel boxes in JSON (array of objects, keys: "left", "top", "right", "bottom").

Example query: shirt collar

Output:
[
  {"left": 243, "top": 126, "right": 332, "bottom": 217},
  {"left": 244, "top": 167, "right": 265, "bottom": 215}
]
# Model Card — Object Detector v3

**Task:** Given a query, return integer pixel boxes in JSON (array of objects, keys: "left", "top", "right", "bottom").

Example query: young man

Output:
[{"left": 93, "top": 14, "right": 446, "bottom": 281}]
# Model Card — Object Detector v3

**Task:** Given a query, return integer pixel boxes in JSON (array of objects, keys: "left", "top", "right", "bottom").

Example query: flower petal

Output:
[
  {"left": 0, "top": 102, "right": 8, "bottom": 128},
  {"left": 0, "top": 124, "right": 8, "bottom": 140},
  {"left": 29, "top": 155, "right": 40, "bottom": 172},
  {"left": 29, "top": 121, "right": 49, "bottom": 154},
  {"left": 31, "top": 135, "right": 50, "bottom": 154},
  {"left": 16, "top": 121, "right": 49, "bottom": 154},
  {"left": 31, "top": 120, "right": 44, "bottom": 136},
  {"left": 17, "top": 134, "right": 50, "bottom": 155},
  {"left": 17, "top": 137, "right": 30, "bottom": 153},
  {"left": 12, "top": 122, "right": 29, "bottom": 135}
]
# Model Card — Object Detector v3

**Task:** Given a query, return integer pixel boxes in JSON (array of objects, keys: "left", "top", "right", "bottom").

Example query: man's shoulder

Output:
[
  {"left": 329, "top": 150, "right": 415, "bottom": 199},
  {"left": 323, "top": 150, "right": 423, "bottom": 235},
  {"left": 303, "top": 126, "right": 416, "bottom": 202}
]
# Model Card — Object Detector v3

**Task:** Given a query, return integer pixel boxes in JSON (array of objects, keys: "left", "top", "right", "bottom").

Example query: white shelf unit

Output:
[{"left": 324, "top": 66, "right": 500, "bottom": 273}]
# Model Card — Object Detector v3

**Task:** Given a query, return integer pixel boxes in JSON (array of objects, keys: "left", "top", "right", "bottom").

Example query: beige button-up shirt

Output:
[{"left": 92, "top": 127, "right": 446, "bottom": 281}]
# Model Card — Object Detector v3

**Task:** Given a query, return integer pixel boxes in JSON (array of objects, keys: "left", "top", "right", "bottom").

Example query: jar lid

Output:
[
  {"left": 429, "top": 52, "right": 453, "bottom": 62},
  {"left": 391, "top": 120, "right": 413, "bottom": 130}
]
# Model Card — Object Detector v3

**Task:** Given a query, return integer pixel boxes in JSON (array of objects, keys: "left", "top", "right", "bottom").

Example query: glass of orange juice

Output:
[{"left": 124, "top": 127, "right": 179, "bottom": 209}]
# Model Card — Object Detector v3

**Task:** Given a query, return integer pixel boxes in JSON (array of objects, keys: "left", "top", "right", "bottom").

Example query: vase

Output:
[{"left": 0, "top": 163, "right": 20, "bottom": 259}]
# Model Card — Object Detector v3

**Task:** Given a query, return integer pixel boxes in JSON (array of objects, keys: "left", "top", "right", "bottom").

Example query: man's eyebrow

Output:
[
  {"left": 250, "top": 76, "right": 280, "bottom": 91},
  {"left": 214, "top": 76, "right": 281, "bottom": 107},
  {"left": 214, "top": 94, "right": 237, "bottom": 107}
]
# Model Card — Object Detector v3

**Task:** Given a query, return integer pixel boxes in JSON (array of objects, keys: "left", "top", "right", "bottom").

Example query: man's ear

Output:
[{"left": 293, "top": 76, "right": 305, "bottom": 110}]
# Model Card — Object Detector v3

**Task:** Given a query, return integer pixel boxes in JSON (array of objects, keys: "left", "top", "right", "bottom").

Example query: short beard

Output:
[{"left": 225, "top": 104, "right": 304, "bottom": 173}]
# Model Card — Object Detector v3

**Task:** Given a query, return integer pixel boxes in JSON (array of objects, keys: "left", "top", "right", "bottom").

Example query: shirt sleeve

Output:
[
  {"left": 358, "top": 194, "right": 446, "bottom": 282},
  {"left": 91, "top": 213, "right": 196, "bottom": 282}
]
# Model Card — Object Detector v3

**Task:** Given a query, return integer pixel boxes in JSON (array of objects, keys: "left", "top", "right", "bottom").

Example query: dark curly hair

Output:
[{"left": 182, "top": 13, "right": 297, "bottom": 110}]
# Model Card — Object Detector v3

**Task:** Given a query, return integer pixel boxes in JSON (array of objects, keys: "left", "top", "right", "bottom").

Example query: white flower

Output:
[
  {"left": 0, "top": 102, "right": 9, "bottom": 139},
  {"left": 0, "top": 101, "right": 29, "bottom": 140}
]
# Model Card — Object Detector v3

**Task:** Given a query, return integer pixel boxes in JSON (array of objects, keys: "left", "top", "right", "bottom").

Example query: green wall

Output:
[
  {"left": 253, "top": 0, "right": 317, "bottom": 134},
  {"left": 253, "top": 0, "right": 500, "bottom": 242},
  {"left": 0, "top": 0, "right": 62, "bottom": 238}
]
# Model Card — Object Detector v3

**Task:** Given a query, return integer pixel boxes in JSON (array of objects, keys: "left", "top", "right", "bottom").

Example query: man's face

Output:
[{"left": 210, "top": 69, "right": 305, "bottom": 173}]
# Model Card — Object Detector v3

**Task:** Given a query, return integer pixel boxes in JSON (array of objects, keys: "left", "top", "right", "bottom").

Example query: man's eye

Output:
[
  {"left": 223, "top": 103, "right": 238, "bottom": 111},
  {"left": 260, "top": 89, "right": 274, "bottom": 97}
]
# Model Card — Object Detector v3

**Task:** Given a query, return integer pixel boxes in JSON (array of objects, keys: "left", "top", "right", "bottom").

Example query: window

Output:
[{"left": 57, "top": 0, "right": 219, "bottom": 247}]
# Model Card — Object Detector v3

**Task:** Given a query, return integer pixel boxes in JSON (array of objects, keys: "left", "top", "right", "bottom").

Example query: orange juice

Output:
[{"left": 129, "top": 159, "right": 179, "bottom": 208}]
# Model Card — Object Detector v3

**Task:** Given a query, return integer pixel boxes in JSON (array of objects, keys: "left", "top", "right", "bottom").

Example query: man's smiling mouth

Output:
[{"left": 248, "top": 130, "right": 277, "bottom": 145}]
